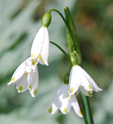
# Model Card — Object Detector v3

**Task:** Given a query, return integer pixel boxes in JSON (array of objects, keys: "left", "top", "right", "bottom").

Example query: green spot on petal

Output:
[
  {"left": 29, "top": 85, "right": 32, "bottom": 90},
  {"left": 24, "top": 72, "right": 28, "bottom": 76},
  {"left": 71, "top": 87, "right": 73, "bottom": 94},
  {"left": 63, "top": 108, "right": 67, "bottom": 114},
  {"left": 48, "top": 107, "right": 52, "bottom": 113},
  {"left": 18, "top": 86, "right": 23, "bottom": 91},
  {"left": 74, "top": 92, "right": 77, "bottom": 96},
  {"left": 79, "top": 110, "right": 83, "bottom": 116},
  {"left": 88, "top": 91, "right": 92, "bottom": 96},
  {"left": 67, "top": 94, "right": 70, "bottom": 98},
  {"left": 37, "top": 54, "right": 41, "bottom": 60},
  {"left": 88, "top": 85, "right": 92, "bottom": 90},
  {"left": 31, "top": 53, "right": 34, "bottom": 58},
  {"left": 47, "top": 57, "right": 49, "bottom": 65},
  {"left": 32, "top": 60, "right": 36, "bottom": 65},
  {"left": 12, "top": 77, "right": 15, "bottom": 82},
  {"left": 34, "top": 89, "right": 37, "bottom": 96}
]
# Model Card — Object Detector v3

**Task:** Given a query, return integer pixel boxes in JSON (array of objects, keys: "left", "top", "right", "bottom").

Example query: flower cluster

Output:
[
  {"left": 48, "top": 84, "right": 83, "bottom": 117},
  {"left": 8, "top": 11, "right": 102, "bottom": 118},
  {"left": 48, "top": 65, "right": 102, "bottom": 116},
  {"left": 8, "top": 12, "right": 51, "bottom": 97}
]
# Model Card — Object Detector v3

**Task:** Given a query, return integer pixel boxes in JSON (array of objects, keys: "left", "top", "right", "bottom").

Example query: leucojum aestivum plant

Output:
[{"left": 8, "top": 7, "right": 102, "bottom": 124}]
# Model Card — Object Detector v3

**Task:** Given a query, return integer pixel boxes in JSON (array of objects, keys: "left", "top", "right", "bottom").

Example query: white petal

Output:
[
  {"left": 80, "top": 86, "right": 93, "bottom": 97},
  {"left": 24, "top": 58, "right": 32, "bottom": 72},
  {"left": 8, "top": 60, "right": 26, "bottom": 86},
  {"left": 25, "top": 57, "right": 38, "bottom": 72},
  {"left": 31, "top": 27, "right": 46, "bottom": 59},
  {"left": 38, "top": 57, "right": 44, "bottom": 65},
  {"left": 49, "top": 84, "right": 69, "bottom": 115},
  {"left": 48, "top": 103, "right": 58, "bottom": 114},
  {"left": 71, "top": 95, "right": 83, "bottom": 117},
  {"left": 69, "top": 66, "right": 81, "bottom": 95},
  {"left": 59, "top": 98, "right": 71, "bottom": 114},
  {"left": 40, "top": 27, "right": 49, "bottom": 66},
  {"left": 16, "top": 75, "right": 28, "bottom": 93},
  {"left": 80, "top": 71, "right": 92, "bottom": 92},
  {"left": 58, "top": 84, "right": 69, "bottom": 98},
  {"left": 50, "top": 87, "right": 62, "bottom": 110},
  {"left": 81, "top": 67, "right": 102, "bottom": 92},
  {"left": 27, "top": 66, "right": 39, "bottom": 97},
  {"left": 57, "top": 85, "right": 71, "bottom": 114}
]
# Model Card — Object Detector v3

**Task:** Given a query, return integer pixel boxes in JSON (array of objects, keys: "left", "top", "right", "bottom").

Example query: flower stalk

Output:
[
  {"left": 64, "top": 7, "right": 82, "bottom": 65},
  {"left": 64, "top": 7, "right": 94, "bottom": 124},
  {"left": 50, "top": 41, "right": 70, "bottom": 61}
]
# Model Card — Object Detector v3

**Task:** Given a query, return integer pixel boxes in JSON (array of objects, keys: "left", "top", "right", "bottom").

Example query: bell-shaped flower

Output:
[
  {"left": 31, "top": 26, "right": 49, "bottom": 66},
  {"left": 7, "top": 58, "right": 39, "bottom": 97},
  {"left": 69, "top": 65, "right": 102, "bottom": 96},
  {"left": 48, "top": 84, "right": 83, "bottom": 117}
]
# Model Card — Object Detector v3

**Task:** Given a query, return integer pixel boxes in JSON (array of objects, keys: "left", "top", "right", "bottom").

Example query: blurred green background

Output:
[{"left": 0, "top": 0, "right": 113, "bottom": 124}]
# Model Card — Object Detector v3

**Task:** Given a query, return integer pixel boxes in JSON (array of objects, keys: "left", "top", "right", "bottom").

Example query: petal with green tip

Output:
[
  {"left": 28, "top": 66, "right": 39, "bottom": 97},
  {"left": 69, "top": 66, "right": 80, "bottom": 95},
  {"left": 71, "top": 95, "right": 83, "bottom": 117}
]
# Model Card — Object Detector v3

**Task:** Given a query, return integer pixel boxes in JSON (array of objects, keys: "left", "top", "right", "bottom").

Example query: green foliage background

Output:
[{"left": 0, "top": 0, "right": 113, "bottom": 124}]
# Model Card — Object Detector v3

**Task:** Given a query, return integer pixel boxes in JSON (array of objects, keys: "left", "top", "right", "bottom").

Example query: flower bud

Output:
[
  {"left": 70, "top": 52, "right": 78, "bottom": 66},
  {"left": 41, "top": 12, "right": 52, "bottom": 27}
]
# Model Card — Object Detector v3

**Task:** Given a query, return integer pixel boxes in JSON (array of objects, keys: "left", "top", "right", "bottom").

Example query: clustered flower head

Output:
[
  {"left": 7, "top": 10, "right": 102, "bottom": 118},
  {"left": 7, "top": 57, "right": 39, "bottom": 97},
  {"left": 48, "top": 77, "right": 83, "bottom": 117},
  {"left": 8, "top": 12, "right": 51, "bottom": 97}
]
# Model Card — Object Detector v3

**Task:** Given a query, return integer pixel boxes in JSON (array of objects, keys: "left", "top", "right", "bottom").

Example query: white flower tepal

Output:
[
  {"left": 48, "top": 84, "right": 83, "bottom": 117},
  {"left": 7, "top": 58, "right": 39, "bottom": 97},
  {"left": 69, "top": 65, "right": 102, "bottom": 96},
  {"left": 31, "top": 26, "right": 49, "bottom": 66}
]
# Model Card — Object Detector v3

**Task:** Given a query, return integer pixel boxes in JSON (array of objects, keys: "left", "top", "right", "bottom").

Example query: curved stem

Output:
[
  {"left": 50, "top": 41, "right": 70, "bottom": 62},
  {"left": 48, "top": 9, "right": 68, "bottom": 29},
  {"left": 48, "top": 9, "right": 73, "bottom": 44}
]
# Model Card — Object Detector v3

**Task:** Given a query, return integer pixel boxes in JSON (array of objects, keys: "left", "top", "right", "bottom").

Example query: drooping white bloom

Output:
[
  {"left": 48, "top": 84, "right": 83, "bottom": 117},
  {"left": 31, "top": 26, "right": 49, "bottom": 66},
  {"left": 69, "top": 65, "right": 102, "bottom": 96},
  {"left": 7, "top": 58, "right": 39, "bottom": 97}
]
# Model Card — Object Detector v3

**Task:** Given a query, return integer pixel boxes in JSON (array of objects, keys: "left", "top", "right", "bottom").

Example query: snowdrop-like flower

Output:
[
  {"left": 31, "top": 12, "right": 51, "bottom": 66},
  {"left": 48, "top": 84, "right": 83, "bottom": 117},
  {"left": 31, "top": 26, "right": 49, "bottom": 66},
  {"left": 69, "top": 65, "right": 102, "bottom": 96},
  {"left": 7, "top": 58, "right": 39, "bottom": 97}
]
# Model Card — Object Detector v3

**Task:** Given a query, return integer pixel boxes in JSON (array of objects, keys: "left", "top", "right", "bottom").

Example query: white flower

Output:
[
  {"left": 69, "top": 65, "right": 102, "bottom": 96},
  {"left": 48, "top": 84, "right": 83, "bottom": 117},
  {"left": 31, "top": 26, "right": 49, "bottom": 66},
  {"left": 7, "top": 58, "right": 39, "bottom": 97}
]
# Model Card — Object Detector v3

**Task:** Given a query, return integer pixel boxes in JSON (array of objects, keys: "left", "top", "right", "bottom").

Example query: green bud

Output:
[
  {"left": 41, "top": 12, "right": 51, "bottom": 27},
  {"left": 64, "top": 74, "right": 69, "bottom": 85},
  {"left": 71, "top": 46, "right": 81, "bottom": 65},
  {"left": 70, "top": 52, "right": 78, "bottom": 66}
]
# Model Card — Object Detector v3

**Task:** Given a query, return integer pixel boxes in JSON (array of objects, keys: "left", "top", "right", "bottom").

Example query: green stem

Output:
[
  {"left": 50, "top": 41, "right": 70, "bottom": 61},
  {"left": 64, "top": 7, "right": 94, "bottom": 124},
  {"left": 48, "top": 9, "right": 68, "bottom": 29},
  {"left": 48, "top": 9, "right": 73, "bottom": 45},
  {"left": 80, "top": 93, "right": 94, "bottom": 124}
]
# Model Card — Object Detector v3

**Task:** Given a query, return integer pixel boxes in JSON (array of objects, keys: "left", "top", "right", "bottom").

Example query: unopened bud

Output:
[{"left": 41, "top": 12, "right": 52, "bottom": 27}]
